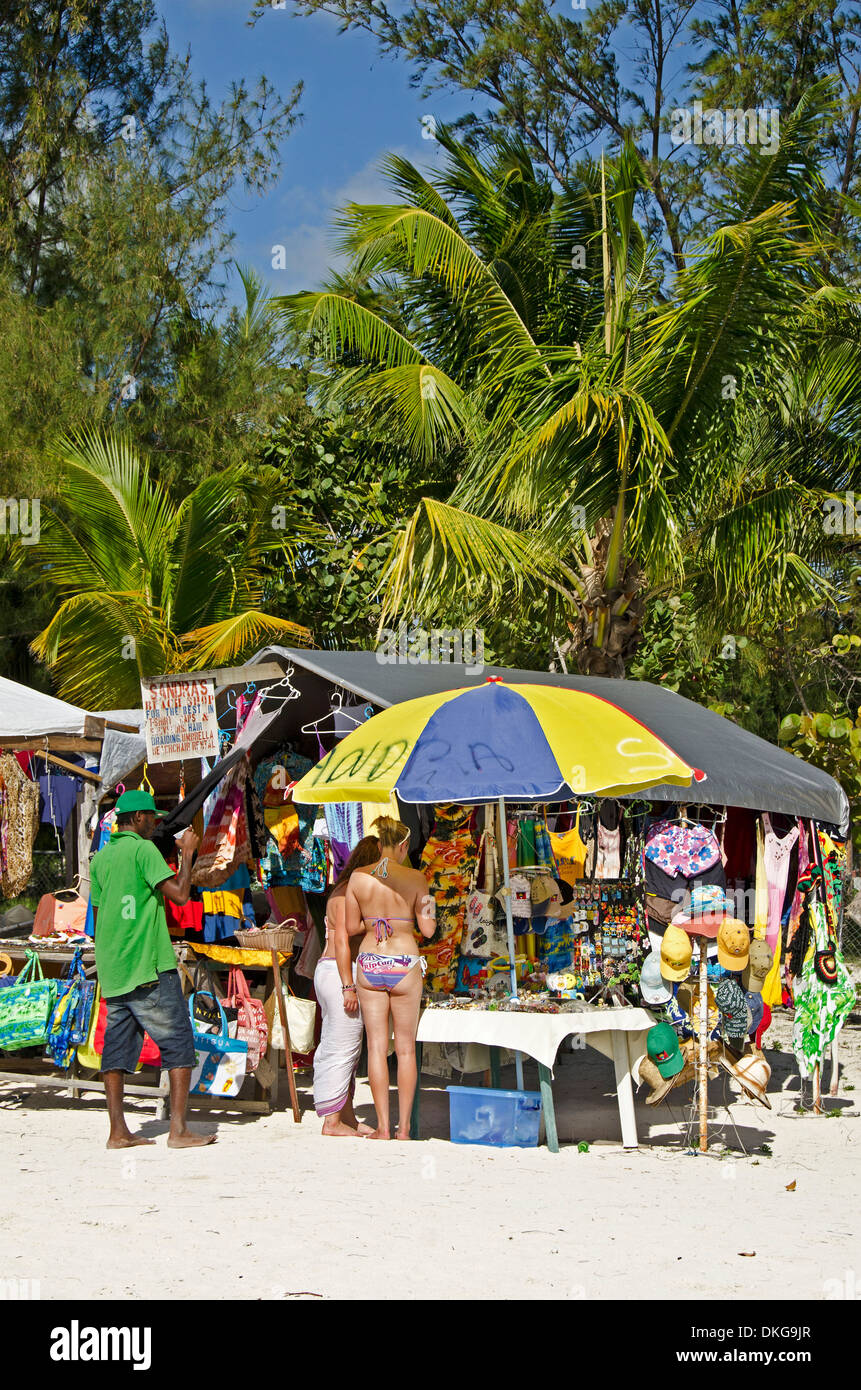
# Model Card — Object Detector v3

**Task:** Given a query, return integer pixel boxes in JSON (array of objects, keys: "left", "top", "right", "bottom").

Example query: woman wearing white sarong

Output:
[{"left": 313, "top": 837, "right": 380, "bottom": 1135}]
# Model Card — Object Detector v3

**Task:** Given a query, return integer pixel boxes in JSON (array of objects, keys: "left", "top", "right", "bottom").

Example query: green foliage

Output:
[
  {"left": 26, "top": 429, "right": 313, "bottom": 706},
  {"left": 278, "top": 120, "right": 851, "bottom": 676},
  {"left": 259, "top": 0, "right": 861, "bottom": 275},
  {"left": 0, "top": 1, "right": 302, "bottom": 497}
]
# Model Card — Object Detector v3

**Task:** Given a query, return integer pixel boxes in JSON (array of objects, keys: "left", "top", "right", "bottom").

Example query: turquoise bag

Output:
[{"left": 0, "top": 950, "right": 58, "bottom": 1051}]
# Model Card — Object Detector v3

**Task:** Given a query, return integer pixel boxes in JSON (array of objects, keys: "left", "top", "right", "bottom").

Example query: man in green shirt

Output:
[{"left": 90, "top": 789, "right": 213, "bottom": 1149}]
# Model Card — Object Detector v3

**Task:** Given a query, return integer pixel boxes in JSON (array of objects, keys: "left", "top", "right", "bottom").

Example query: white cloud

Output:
[{"left": 266, "top": 143, "right": 445, "bottom": 291}]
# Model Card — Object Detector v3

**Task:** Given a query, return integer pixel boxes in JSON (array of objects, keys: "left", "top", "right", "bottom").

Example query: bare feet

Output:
[
  {"left": 394, "top": 1131, "right": 412, "bottom": 1141},
  {"left": 321, "top": 1119, "right": 365, "bottom": 1138},
  {"left": 364, "top": 1128, "right": 391, "bottom": 1140},
  {"left": 106, "top": 1133, "right": 156, "bottom": 1149},
  {"left": 167, "top": 1131, "right": 217, "bottom": 1148},
  {"left": 355, "top": 1122, "right": 375, "bottom": 1135}
]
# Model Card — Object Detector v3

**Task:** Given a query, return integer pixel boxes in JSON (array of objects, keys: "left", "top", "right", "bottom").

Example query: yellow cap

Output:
[
  {"left": 660, "top": 924, "right": 692, "bottom": 982},
  {"left": 717, "top": 917, "right": 750, "bottom": 971}
]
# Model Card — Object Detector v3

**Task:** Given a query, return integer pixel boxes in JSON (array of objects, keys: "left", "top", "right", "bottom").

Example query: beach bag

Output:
[
  {"left": 265, "top": 984, "right": 317, "bottom": 1054},
  {"left": 91, "top": 999, "right": 163, "bottom": 1067},
  {"left": 507, "top": 873, "right": 532, "bottom": 918},
  {"left": 455, "top": 954, "right": 491, "bottom": 993},
  {"left": 76, "top": 983, "right": 103, "bottom": 1068},
  {"left": 46, "top": 949, "right": 96, "bottom": 1067},
  {"left": 189, "top": 994, "right": 248, "bottom": 1097},
  {"left": 463, "top": 832, "right": 504, "bottom": 958},
  {"left": 0, "top": 951, "right": 57, "bottom": 1051},
  {"left": 223, "top": 967, "right": 268, "bottom": 1070}
]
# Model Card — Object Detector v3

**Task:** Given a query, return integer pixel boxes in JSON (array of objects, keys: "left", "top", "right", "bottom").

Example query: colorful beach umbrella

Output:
[{"left": 291, "top": 678, "right": 703, "bottom": 806}]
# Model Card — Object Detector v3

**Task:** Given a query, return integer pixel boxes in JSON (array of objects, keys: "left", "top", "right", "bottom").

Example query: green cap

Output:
[
  {"left": 115, "top": 789, "right": 163, "bottom": 816},
  {"left": 647, "top": 1021, "right": 685, "bottom": 1079}
]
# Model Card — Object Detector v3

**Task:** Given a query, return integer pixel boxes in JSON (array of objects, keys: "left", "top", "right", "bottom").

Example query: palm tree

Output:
[
  {"left": 275, "top": 88, "right": 852, "bottom": 674},
  {"left": 28, "top": 429, "right": 313, "bottom": 706}
]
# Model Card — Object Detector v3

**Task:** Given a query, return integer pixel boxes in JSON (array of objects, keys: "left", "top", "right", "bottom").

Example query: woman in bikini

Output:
[
  {"left": 313, "top": 836, "right": 381, "bottom": 1136},
  {"left": 343, "top": 816, "right": 436, "bottom": 1140}
]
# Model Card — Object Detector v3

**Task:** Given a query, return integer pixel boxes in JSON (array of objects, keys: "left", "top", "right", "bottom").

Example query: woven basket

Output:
[{"left": 234, "top": 926, "right": 296, "bottom": 954}]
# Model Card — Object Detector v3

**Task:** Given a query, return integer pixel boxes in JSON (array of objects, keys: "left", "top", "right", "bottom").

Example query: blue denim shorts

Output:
[{"left": 102, "top": 970, "right": 196, "bottom": 1073}]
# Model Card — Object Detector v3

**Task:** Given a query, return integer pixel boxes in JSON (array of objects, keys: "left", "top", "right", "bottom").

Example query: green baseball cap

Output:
[
  {"left": 115, "top": 789, "right": 163, "bottom": 816},
  {"left": 647, "top": 1021, "right": 685, "bottom": 1079}
]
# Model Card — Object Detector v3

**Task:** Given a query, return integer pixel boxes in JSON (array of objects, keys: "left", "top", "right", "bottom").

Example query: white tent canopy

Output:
[{"left": 0, "top": 676, "right": 92, "bottom": 740}]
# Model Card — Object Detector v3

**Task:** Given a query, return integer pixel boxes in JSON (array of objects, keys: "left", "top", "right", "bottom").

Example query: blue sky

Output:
[{"left": 159, "top": 0, "right": 471, "bottom": 302}]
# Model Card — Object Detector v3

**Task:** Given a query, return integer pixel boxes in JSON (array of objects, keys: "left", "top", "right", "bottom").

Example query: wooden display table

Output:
[{"left": 0, "top": 939, "right": 302, "bottom": 1121}]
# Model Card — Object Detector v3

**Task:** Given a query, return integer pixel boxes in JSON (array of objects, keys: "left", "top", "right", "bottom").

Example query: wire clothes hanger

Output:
[
  {"left": 300, "top": 686, "right": 373, "bottom": 735},
  {"left": 259, "top": 668, "right": 301, "bottom": 706}
]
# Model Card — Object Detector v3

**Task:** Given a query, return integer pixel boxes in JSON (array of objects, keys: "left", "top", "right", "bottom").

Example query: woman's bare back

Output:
[{"left": 346, "top": 858, "right": 435, "bottom": 954}]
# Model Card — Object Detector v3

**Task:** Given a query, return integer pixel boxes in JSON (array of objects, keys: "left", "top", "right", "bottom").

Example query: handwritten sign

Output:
[{"left": 140, "top": 677, "right": 219, "bottom": 763}]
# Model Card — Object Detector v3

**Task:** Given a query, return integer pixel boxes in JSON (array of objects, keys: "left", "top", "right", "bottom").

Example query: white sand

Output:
[{"left": 1, "top": 1009, "right": 858, "bottom": 1301}]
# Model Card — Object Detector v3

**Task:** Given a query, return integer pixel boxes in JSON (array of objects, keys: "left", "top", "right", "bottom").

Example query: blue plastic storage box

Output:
[{"left": 446, "top": 1085, "right": 542, "bottom": 1147}]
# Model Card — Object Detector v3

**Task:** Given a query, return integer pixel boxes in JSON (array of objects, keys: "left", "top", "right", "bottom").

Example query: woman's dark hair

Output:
[{"left": 328, "top": 835, "right": 382, "bottom": 894}]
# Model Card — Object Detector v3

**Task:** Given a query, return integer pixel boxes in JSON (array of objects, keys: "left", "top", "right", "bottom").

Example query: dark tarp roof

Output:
[{"left": 244, "top": 647, "right": 847, "bottom": 829}]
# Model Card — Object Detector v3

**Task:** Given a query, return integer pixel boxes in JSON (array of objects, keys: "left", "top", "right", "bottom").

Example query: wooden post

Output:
[
  {"left": 538, "top": 1063, "right": 559, "bottom": 1152},
  {"left": 409, "top": 1042, "right": 422, "bottom": 1139},
  {"left": 698, "top": 934, "right": 709, "bottom": 1153},
  {"left": 271, "top": 949, "right": 301, "bottom": 1123},
  {"left": 813, "top": 1060, "right": 822, "bottom": 1115}
]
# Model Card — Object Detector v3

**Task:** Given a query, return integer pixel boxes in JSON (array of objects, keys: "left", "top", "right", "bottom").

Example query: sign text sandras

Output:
[{"left": 140, "top": 677, "right": 220, "bottom": 763}]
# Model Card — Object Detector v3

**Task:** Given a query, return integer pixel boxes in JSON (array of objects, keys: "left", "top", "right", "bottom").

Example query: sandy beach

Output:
[{"left": 1, "top": 1007, "right": 858, "bottom": 1302}]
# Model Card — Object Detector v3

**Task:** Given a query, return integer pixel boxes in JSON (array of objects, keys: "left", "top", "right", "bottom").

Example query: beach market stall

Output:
[{"left": 285, "top": 660, "right": 850, "bottom": 1151}]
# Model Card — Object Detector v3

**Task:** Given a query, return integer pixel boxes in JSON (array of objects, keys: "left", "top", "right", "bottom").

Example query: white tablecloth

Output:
[{"left": 417, "top": 1003, "right": 656, "bottom": 1073}]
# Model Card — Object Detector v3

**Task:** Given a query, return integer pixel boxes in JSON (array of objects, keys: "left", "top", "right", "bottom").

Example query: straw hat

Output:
[
  {"left": 716, "top": 1046, "right": 772, "bottom": 1109},
  {"left": 732, "top": 1051, "right": 772, "bottom": 1109}
]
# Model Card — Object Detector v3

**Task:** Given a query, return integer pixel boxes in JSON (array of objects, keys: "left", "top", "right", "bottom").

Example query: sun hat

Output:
[
  {"left": 638, "top": 1054, "right": 679, "bottom": 1106},
  {"left": 672, "top": 885, "right": 734, "bottom": 935},
  {"left": 741, "top": 938, "right": 773, "bottom": 993},
  {"left": 647, "top": 1021, "right": 685, "bottom": 1079},
  {"left": 677, "top": 981, "right": 718, "bottom": 1035},
  {"left": 728, "top": 1050, "right": 772, "bottom": 1109},
  {"left": 660, "top": 924, "right": 693, "bottom": 982},
  {"left": 716, "top": 917, "right": 750, "bottom": 971},
  {"left": 115, "top": 789, "right": 163, "bottom": 816},
  {"left": 639, "top": 951, "right": 672, "bottom": 1005}
]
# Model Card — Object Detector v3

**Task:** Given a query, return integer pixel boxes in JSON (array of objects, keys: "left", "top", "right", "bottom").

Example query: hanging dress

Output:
[
  {"left": 419, "top": 804, "right": 479, "bottom": 995},
  {"left": 792, "top": 901, "right": 854, "bottom": 1077},
  {"left": 762, "top": 813, "right": 799, "bottom": 955}
]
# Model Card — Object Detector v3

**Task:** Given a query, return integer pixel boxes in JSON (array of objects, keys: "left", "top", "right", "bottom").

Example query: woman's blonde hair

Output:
[{"left": 372, "top": 815, "right": 410, "bottom": 850}]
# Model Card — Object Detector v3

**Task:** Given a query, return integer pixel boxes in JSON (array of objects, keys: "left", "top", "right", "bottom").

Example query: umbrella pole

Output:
[
  {"left": 497, "top": 795, "right": 524, "bottom": 1091},
  {"left": 698, "top": 934, "right": 709, "bottom": 1153}
]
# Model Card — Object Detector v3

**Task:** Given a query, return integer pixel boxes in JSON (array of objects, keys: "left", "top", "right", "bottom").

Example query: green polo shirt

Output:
[{"left": 90, "top": 831, "right": 176, "bottom": 998}]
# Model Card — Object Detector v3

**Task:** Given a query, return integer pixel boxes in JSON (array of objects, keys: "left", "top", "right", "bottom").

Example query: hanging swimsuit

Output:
[{"left": 355, "top": 858, "right": 427, "bottom": 991}]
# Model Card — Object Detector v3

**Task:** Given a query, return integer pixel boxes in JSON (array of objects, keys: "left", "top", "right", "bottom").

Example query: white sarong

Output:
[{"left": 312, "top": 958, "right": 364, "bottom": 1116}]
